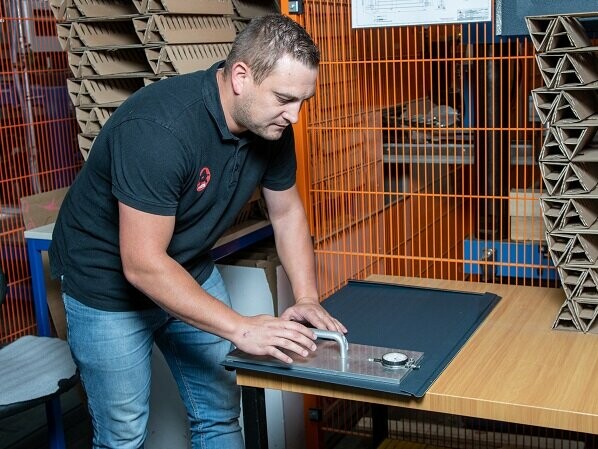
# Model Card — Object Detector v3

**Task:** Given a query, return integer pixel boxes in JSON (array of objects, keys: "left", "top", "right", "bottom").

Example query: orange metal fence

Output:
[
  {"left": 0, "top": 1, "right": 81, "bottom": 343},
  {"left": 292, "top": 0, "right": 559, "bottom": 299}
]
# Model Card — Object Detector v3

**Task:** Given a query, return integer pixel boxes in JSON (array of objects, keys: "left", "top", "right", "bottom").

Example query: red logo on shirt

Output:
[{"left": 196, "top": 167, "right": 211, "bottom": 192}]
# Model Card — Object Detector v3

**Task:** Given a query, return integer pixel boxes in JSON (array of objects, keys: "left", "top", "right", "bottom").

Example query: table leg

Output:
[
  {"left": 25, "top": 239, "right": 52, "bottom": 336},
  {"left": 372, "top": 404, "right": 388, "bottom": 448},
  {"left": 241, "top": 386, "right": 268, "bottom": 449}
]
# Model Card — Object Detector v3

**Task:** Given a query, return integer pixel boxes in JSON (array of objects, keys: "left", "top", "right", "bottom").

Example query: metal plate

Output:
[{"left": 225, "top": 341, "right": 424, "bottom": 385}]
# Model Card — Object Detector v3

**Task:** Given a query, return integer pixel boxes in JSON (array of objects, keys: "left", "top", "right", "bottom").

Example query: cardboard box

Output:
[{"left": 145, "top": 43, "right": 232, "bottom": 75}]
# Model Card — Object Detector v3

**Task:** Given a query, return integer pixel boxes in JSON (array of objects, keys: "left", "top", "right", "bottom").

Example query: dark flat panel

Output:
[
  {"left": 496, "top": 1, "right": 598, "bottom": 36},
  {"left": 223, "top": 280, "right": 500, "bottom": 398}
]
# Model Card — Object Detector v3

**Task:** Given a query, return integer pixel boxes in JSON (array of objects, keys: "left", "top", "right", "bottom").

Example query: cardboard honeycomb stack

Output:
[
  {"left": 50, "top": 0, "right": 278, "bottom": 160},
  {"left": 527, "top": 12, "right": 598, "bottom": 333}
]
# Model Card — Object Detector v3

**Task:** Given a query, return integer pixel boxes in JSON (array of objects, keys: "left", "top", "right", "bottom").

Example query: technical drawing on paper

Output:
[{"left": 352, "top": 0, "right": 490, "bottom": 28}]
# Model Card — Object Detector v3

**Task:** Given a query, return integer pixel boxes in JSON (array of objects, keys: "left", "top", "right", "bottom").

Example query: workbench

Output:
[{"left": 233, "top": 276, "right": 598, "bottom": 448}]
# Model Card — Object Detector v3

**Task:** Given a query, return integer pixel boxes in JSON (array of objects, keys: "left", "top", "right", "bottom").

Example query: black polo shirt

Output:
[{"left": 49, "top": 62, "right": 296, "bottom": 311}]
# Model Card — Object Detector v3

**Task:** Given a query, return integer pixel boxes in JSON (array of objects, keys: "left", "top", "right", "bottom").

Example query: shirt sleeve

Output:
[
  {"left": 110, "top": 118, "right": 190, "bottom": 216},
  {"left": 261, "top": 126, "right": 297, "bottom": 191}
]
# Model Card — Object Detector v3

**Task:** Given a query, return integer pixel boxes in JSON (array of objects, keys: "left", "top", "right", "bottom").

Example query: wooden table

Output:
[{"left": 236, "top": 276, "right": 598, "bottom": 447}]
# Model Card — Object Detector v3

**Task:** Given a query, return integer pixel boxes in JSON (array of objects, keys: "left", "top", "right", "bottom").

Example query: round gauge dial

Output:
[{"left": 381, "top": 352, "right": 408, "bottom": 368}]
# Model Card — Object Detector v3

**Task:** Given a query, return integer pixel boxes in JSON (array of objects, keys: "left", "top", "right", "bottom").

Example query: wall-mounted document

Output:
[{"left": 352, "top": 0, "right": 491, "bottom": 29}]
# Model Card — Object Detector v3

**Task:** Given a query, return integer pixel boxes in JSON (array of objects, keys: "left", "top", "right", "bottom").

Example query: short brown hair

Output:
[{"left": 223, "top": 14, "right": 320, "bottom": 85}]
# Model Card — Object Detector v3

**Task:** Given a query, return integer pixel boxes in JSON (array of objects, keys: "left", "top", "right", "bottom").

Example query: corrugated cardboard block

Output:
[
  {"left": 525, "top": 15, "right": 557, "bottom": 52},
  {"left": 539, "top": 126, "right": 567, "bottom": 161},
  {"left": 539, "top": 160, "right": 598, "bottom": 195},
  {"left": 547, "top": 232, "right": 598, "bottom": 266},
  {"left": 567, "top": 234, "right": 598, "bottom": 265},
  {"left": 75, "top": 106, "right": 115, "bottom": 133},
  {"left": 132, "top": 0, "right": 234, "bottom": 15},
  {"left": 552, "top": 300, "right": 583, "bottom": 331},
  {"left": 231, "top": 0, "right": 279, "bottom": 19},
  {"left": 540, "top": 196, "right": 569, "bottom": 231},
  {"left": 532, "top": 88, "right": 598, "bottom": 125},
  {"left": 555, "top": 90, "right": 598, "bottom": 123},
  {"left": 544, "top": 128, "right": 598, "bottom": 163},
  {"left": 572, "top": 296, "right": 598, "bottom": 333},
  {"left": 77, "top": 133, "right": 96, "bottom": 160},
  {"left": 555, "top": 52, "right": 598, "bottom": 87},
  {"left": 67, "top": 77, "right": 143, "bottom": 107},
  {"left": 50, "top": 0, "right": 138, "bottom": 20},
  {"left": 571, "top": 267, "right": 598, "bottom": 297},
  {"left": 68, "top": 48, "right": 151, "bottom": 77},
  {"left": 537, "top": 52, "right": 598, "bottom": 88},
  {"left": 145, "top": 43, "right": 231, "bottom": 75},
  {"left": 546, "top": 232, "right": 574, "bottom": 266},
  {"left": 544, "top": 198, "right": 598, "bottom": 233},
  {"left": 49, "top": 0, "right": 67, "bottom": 21},
  {"left": 71, "top": 0, "right": 138, "bottom": 19},
  {"left": 133, "top": 15, "right": 235, "bottom": 45},
  {"left": 66, "top": 21, "right": 140, "bottom": 52},
  {"left": 557, "top": 266, "right": 587, "bottom": 299},
  {"left": 530, "top": 14, "right": 593, "bottom": 53},
  {"left": 531, "top": 89, "right": 561, "bottom": 124}
]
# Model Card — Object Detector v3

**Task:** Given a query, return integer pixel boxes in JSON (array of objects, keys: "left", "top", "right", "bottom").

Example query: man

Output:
[{"left": 49, "top": 14, "right": 346, "bottom": 449}]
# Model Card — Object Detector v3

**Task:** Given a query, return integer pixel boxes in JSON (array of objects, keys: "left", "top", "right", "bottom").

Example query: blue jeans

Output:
[{"left": 63, "top": 267, "right": 243, "bottom": 449}]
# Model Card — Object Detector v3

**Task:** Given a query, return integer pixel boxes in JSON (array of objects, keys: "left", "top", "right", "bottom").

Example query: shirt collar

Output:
[{"left": 202, "top": 61, "right": 242, "bottom": 143}]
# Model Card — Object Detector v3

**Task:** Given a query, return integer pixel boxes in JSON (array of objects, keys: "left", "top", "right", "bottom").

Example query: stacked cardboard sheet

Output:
[
  {"left": 51, "top": 0, "right": 277, "bottom": 159},
  {"left": 527, "top": 12, "right": 598, "bottom": 334}
]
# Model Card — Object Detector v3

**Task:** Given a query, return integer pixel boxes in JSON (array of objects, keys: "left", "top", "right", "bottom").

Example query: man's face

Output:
[{"left": 232, "top": 55, "right": 317, "bottom": 140}]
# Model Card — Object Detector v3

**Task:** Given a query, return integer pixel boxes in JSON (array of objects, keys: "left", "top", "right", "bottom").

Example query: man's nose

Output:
[{"left": 282, "top": 102, "right": 302, "bottom": 124}]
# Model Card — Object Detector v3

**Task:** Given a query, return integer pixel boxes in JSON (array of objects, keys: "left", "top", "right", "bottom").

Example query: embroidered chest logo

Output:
[{"left": 196, "top": 167, "right": 211, "bottom": 192}]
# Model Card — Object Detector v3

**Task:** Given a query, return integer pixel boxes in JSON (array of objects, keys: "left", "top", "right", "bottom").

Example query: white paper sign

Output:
[{"left": 352, "top": 0, "right": 491, "bottom": 29}]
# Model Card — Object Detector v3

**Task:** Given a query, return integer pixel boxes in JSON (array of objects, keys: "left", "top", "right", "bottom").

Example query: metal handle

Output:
[{"left": 312, "top": 329, "right": 348, "bottom": 360}]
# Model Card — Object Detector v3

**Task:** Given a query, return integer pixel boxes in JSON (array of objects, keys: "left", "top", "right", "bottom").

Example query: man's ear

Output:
[{"left": 230, "top": 61, "right": 251, "bottom": 95}]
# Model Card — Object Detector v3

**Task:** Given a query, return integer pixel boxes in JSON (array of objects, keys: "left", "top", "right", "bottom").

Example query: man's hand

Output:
[
  {"left": 231, "top": 315, "right": 318, "bottom": 364},
  {"left": 280, "top": 299, "right": 347, "bottom": 334}
]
